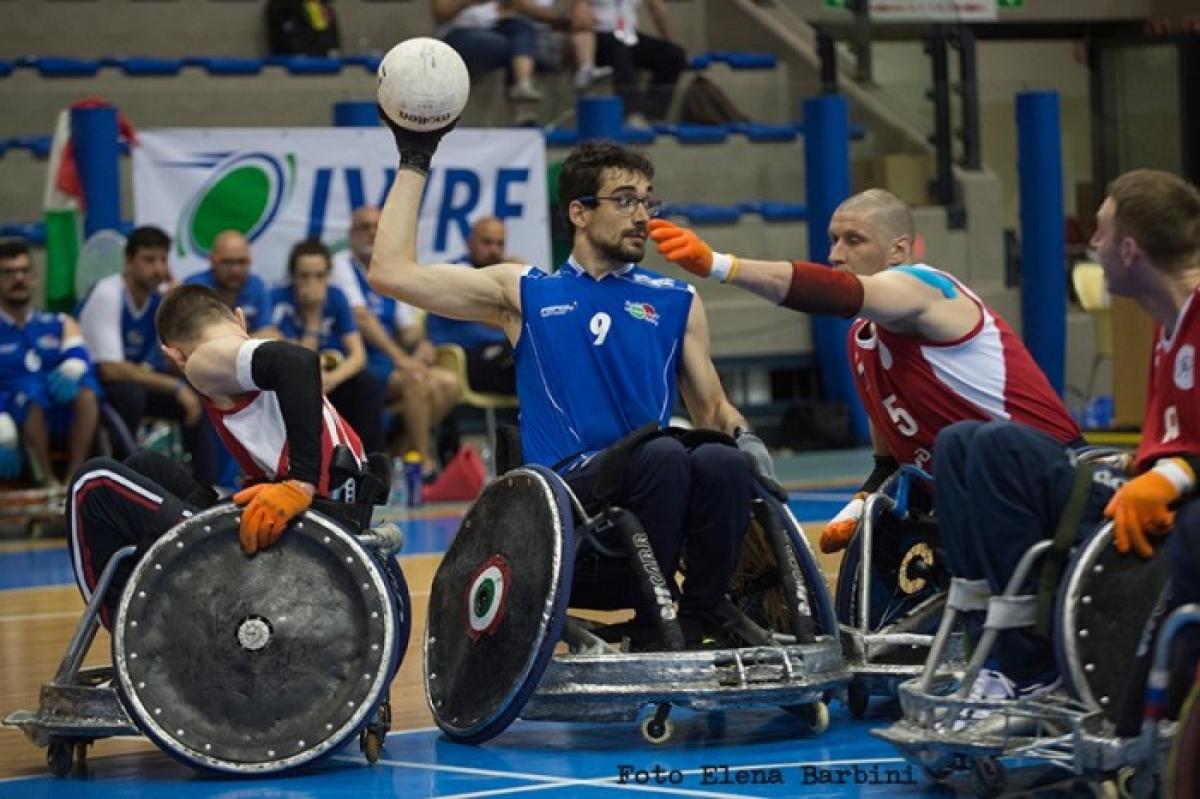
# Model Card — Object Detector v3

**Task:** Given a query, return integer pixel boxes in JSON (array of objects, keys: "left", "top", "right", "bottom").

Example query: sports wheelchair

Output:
[
  {"left": 874, "top": 515, "right": 1171, "bottom": 797},
  {"left": 422, "top": 429, "right": 848, "bottom": 745},
  {"left": 834, "top": 465, "right": 963, "bottom": 718},
  {"left": 3, "top": 452, "right": 412, "bottom": 776}
]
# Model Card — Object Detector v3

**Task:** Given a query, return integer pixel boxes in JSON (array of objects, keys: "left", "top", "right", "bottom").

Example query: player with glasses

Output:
[{"left": 370, "top": 133, "right": 784, "bottom": 648}]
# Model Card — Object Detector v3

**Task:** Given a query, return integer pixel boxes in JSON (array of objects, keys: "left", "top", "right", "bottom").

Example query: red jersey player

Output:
[{"left": 649, "top": 189, "right": 1080, "bottom": 553}]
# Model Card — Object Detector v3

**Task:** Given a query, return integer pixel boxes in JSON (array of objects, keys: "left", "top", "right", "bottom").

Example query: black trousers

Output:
[
  {"left": 67, "top": 450, "right": 210, "bottom": 625},
  {"left": 564, "top": 436, "right": 752, "bottom": 615},
  {"left": 103, "top": 380, "right": 219, "bottom": 485},
  {"left": 595, "top": 31, "right": 686, "bottom": 121},
  {"left": 464, "top": 343, "right": 516, "bottom": 396}
]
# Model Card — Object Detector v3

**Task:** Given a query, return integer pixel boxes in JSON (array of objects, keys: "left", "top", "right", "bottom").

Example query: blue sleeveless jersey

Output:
[
  {"left": 75, "top": 274, "right": 161, "bottom": 365},
  {"left": 515, "top": 260, "right": 694, "bottom": 470},
  {"left": 0, "top": 309, "right": 100, "bottom": 415},
  {"left": 267, "top": 285, "right": 357, "bottom": 354}
]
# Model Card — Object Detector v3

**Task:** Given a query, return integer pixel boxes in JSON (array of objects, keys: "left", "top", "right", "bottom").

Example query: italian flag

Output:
[{"left": 42, "top": 109, "right": 82, "bottom": 313}]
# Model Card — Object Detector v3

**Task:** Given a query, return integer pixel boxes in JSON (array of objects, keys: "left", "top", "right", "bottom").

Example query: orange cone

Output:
[{"left": 422, "top": 445, "right": 486, "bottom": 503}]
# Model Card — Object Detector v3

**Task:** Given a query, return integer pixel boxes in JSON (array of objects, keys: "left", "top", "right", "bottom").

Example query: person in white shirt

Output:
[{"left": 588, "top": 0, "right": 685, "bottom": 125}]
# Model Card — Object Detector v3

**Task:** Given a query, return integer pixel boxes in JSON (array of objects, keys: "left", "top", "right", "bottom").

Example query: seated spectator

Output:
[
  {"left": 266, "top": 0, "right": 341, "bottom": 57},
  {"left": 590, "top": 0, "right": 686, "bottom": 125},
  {"left": 434, "top": 0, "right": 581, "bottom": 104},
  {"left": 261, "top": 239, "right": 385, "bottom": 454},
  {"left": 331, "top": 206, "right": 461, "bottom": 473},
  {"left": 425, "top": 217, "right": 516, "bottom": 395},
  {"left": 0, "top": 239, "right": 101, "bottom": 483},
  {"left": 183, "top": 231, "right": 271, "bottom": 334},
  {"left": 527, "top": 0, "right": 611, "bottom": 92},
  {"left": 76, "top": 227, "right": 218, "bottom": 484}
]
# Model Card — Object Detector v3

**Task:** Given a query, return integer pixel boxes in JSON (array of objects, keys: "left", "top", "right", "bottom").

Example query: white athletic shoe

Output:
[
  {"left": 949, "top": 669, "right": 1062, "bottom": 733},
  {"left": 508, "top": 81, "right": 543, "bottom": 103}
]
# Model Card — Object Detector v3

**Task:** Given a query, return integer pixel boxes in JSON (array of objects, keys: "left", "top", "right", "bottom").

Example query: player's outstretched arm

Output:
[
  {"left": 650, "top": 219, "right": 974, "bottom": 335},
  {"left": 368, "top": 111, "right": 524, "bottom": 332}
]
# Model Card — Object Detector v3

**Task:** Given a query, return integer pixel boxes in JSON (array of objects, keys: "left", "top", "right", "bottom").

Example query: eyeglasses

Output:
[
  {"left": 0, "top": 266, "right": 32, "bottom": 280},
  {"left": 576, "top": 193, "right": 663, "bottom": 218},
  {"left": 214, "top": 257, "right": 251, "bottom": 267}
]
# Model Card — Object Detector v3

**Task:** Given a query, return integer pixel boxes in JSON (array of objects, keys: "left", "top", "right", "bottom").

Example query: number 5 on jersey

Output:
[
  {"left": 883, "top": 394, "right": 918, "bottom": 437},
  {"left": 590, "top": 312, "right": 612, "bottom": 346}
]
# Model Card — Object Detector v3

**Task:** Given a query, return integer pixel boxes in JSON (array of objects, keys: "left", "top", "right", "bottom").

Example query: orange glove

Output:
[
  {"left": 820, "top": 491, "right": 868, "bottom": 554},
  {"left": 648, "top": 219, "right": 738, "bottom": 282},
  {"left": 233, "top": 480, "right": 314, "bottom": 555},
  {"left": 1104, "top": 458, "right": 1194, "bottom": 559}
]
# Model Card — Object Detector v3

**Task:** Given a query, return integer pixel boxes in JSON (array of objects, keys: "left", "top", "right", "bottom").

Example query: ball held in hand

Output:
[{"left": 377, "top": 38, "right": 470, "bottom": 132}]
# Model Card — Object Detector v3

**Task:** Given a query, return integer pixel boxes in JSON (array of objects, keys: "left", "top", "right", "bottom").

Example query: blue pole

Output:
[
  {"left": 70, "top": 105, "right": 121, "bottom": 238},
  {"left": 1016, "top": 91, "right": 1066, "bottom": 395},
  {"left": 332, "top": 101, "right": 380, "bottom": 127},
  {"left": 803, "top": 94, "right": 869, "bottom": 442},
  {"left": 577, "top": 96, "right": 624, "bottom": 143}
]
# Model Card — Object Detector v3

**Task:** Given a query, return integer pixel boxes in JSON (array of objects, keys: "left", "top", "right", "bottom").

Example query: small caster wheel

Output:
[
  {"left": 72, "top": 740, "right": 89, "bottom": 775},
  {"left": 970, "top": 756, "right": 1006, "bottom": 798},
  {"left": 640, "top": 716, "right": 674, "bottom": 745},
  {"left": 846, "top": 679, "right": 870, "bottom": 719},
  {"left": 1114, "top": 767, "right": 1134, "bottom": 799},
  {"left": 360, "top": 729, "right": 382, "bottom": 764},
  {"left": 47, "top": 738, "right": 73, "bottom": 777},
  {"left": 789, "top": 702, "right": 829, "bottom": 736},
  {"left": 922, "top": 765, "right": 952, "bottom": 783}
]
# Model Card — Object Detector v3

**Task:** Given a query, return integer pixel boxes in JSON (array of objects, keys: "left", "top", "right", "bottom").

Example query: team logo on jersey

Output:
[
  {"left": 36, "top": 334, "right": 60, "bottom": 350},
  {"left": 624, "top": 301, "right": 659, "bottom": 325},
  {"left": 25, "top": 350, "right": 42, "bottom": 372},
  {"left": 1175, "top": 344, "right": 1195, "bottom": 390},
  {"left": 540, "top": 302, "right": 577, "bottom": 318}
]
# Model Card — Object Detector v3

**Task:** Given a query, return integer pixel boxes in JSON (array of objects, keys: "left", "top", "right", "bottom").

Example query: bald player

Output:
[
  {"left": 650, "top": 189, "right": 1082, "bottom": 552},
  {"left": 184, "top": 230, "right": 272, "bottom": 334}
]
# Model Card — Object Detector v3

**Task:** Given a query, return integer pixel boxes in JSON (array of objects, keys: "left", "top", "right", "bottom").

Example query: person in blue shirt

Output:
[
  {"left": 183, "top": 230, "right": 272, "bottom": 333},
  {"left": 76, "top": 226, "right": 218, "bottom": 484},
  {"left": 262, "top": 238, "right": 384, "bottom": 452},
  {"left": 371, "top": 129, "right": 781, "bottom": 648},
  {"left": 330, "top": 206, "right": 460, "bottom": 463},
  {"left": 0, "top": 238, "right": 101, "bottom": 482},
  {"left": 425, "top": 216, "right": 517, "bottom": 395}
]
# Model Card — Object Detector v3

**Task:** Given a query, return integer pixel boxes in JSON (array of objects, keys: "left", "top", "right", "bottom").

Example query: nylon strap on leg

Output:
[{"left": 1035, "top": 462, "right": 1096, "bottom": 637}]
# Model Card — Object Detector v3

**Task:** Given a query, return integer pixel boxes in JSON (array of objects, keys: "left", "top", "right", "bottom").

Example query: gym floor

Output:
[{"left": 0, "top": 449, "right": 1086, "bottom": 797}]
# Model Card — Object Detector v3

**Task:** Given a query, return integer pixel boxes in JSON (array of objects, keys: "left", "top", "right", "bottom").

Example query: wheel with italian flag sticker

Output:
[{"left": 424, "top": 466, "right": 576, "bottom": 743}]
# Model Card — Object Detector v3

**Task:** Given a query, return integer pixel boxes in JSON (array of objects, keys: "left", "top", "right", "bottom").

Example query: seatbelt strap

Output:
[{"left": 1035, "top": 461, "right": 1096, "bottom": 636}]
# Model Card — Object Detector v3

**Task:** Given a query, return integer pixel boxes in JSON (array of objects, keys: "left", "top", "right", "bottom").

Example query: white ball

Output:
[{"left": 377, "top": 38, "right": 470, "bottom": 132}]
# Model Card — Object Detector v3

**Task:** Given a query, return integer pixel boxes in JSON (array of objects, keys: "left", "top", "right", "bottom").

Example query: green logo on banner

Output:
[
  {"left": 998, "top": 0, "right": 1024, "bottom": 7},
  {"left": 177, "top": 153, "right": 295, "bottom": 257}
]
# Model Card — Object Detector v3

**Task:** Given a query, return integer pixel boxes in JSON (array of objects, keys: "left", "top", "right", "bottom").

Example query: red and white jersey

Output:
[
  {"left": 849, "top": 268, "right": 1080, "bottom": 472},
  {"left": 204, "top": 392, "right": 363, "bottom": 496},
  {"left": 1136, "top": 287, "right": 1200, "bottom": 471}
]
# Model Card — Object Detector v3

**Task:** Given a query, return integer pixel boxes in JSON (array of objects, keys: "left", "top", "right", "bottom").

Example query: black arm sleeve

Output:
[
  {"left": 249, "top": 341, "right": 323, "bottom": 486},
  {"left": 860, "top": 455, "right": 900, "bottom": 494}
]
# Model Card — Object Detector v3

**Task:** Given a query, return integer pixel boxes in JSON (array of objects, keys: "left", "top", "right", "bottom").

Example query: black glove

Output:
[{"left": 377, "top": 103, "right": 458, "bottom": 176}]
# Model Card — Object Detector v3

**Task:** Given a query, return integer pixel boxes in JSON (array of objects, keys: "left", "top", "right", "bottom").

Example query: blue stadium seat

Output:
[
  {"left": 622, "top": 126, "right": 657, "bottom": 145},
  {"left": 14, "top": 136, "right": 53, "bottom": 159},
  {"left": 730, "top": 122, "right": 801, "bottom": 142},
  {"left": 342, "top": 55, "right": 383, "bottom": 73},
  {"left": 267, "top": 55, "right": 343, "bottom": 75},
  {"left": 21, "top": 57, "right": 101, "bottom": 78},
  {"left": 103, "top": 57, "right": 184, "bottom": 77},
  {"left": 717, "top": 52, "right": 777, "bottom": 70},
  {"left": 655, "top": 124, "right": 729, "bottom": 144},
  {"left": 182, "top": 57, "right": 265, "bottom": 76},
  {"left": 0, "top": 60, "right": 13, "bottom": 78},
  {"left": 544, "top": 128, "right": 578, "bottom": 147},
  {"left": 0, "top": 223, "right": 47, "bottom": 245},
  {"left": 738, "top": 201, "right": 808, "bottom": 222},
  {"left": 688, "top": 53, "right": 715, "bottom": 70}
]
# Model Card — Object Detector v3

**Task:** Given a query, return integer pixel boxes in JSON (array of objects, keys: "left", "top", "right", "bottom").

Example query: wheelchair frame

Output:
[{"left": 3, "top": 514, "right": 407, "bottom": 776}]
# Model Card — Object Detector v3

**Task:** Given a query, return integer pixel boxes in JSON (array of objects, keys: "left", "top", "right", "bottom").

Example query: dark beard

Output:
[{"left": 592, "top": 234, "right": 645, "bottom": 265}]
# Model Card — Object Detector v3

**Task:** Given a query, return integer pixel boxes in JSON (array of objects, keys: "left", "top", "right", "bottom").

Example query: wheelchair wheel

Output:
[
  {"left": 835, "top": 523, "right": 946, "bottom": 660},
  {"left": 640, "top": 715, "right": 674, "bottom": 745},
  {"left": 970, "top": 756, "right": 1006, "bottom": 798},
  {"left": 785, "top": 701, "right": 829, "bottom": 736},
  {"left": 846, "top": 678, "right": 870, "bottom": 718},
  {"left": 46, "top": 737, "right": 73, "bottom": 777}
]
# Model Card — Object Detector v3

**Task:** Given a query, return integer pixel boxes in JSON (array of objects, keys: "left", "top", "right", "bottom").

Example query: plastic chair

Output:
[
  {"left": 434, "top": 344, "right": 518, "bottom": 452},
  {"left": 1071, "top": 262, "right": 1112, "bottom": 404}
]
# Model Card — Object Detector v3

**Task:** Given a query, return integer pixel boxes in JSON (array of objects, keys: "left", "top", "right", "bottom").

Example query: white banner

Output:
[
  {"left": 132, "top": 128, "right": 551, "bottom": 287},
  {"left": 868, "top": 0, "right": 996, "bottom": 21}
]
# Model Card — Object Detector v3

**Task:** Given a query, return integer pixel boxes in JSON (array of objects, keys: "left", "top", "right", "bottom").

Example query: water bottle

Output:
[
  {"left": 389, "top": 457, "right": 407, "bottom": 508},
  {"left": 403, "top": 450, "right": 423, "bottom": 508}
]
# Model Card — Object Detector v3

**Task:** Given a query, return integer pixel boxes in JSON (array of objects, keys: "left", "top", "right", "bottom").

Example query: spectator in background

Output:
[
  {"left": 331, "top": 206, "right": 460, "bottom": 473},
  {"left": 426, "top": 217, "right": 516, "bottom": 395},
  {"left": 527, "top": 0, "right": 611, "bottom": 92},
  {"left": 0, "top": 239, "right": 100, "bottom": 483},
  {"left": 266, "top": 0, "right": 341, "bottom": 57},
  {"left": 77, "top": 226, "right": 218, "bottom": 484},
  {"left": 590, "top": 0, "right": 686, "bottom": 126},
  {"left": 261, "top": 239, "right": 385, "bottom": 453},
  {"left": 184, "top": 231, "right": 271, "bottom": 334},
  {"left": 434, "top": 0, "right": 587, "bottom": 104}
]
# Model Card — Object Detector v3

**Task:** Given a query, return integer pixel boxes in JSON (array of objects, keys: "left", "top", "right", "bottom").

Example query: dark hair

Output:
[
  {"left": 0, "top": 238, "right": 31, "bottom": 261},
  {"left": 557, "top": 140, "right": 655, "bottom": 232},
  {"left": 156, "top": 284, "right": 237, "bottom": 346},
  {"left": 1108, "top": 170, "right": 1200, "bottom": 272},
  {"left": 125, "top": 226, "right": 171, "bottom": 260},
  {"left": 287, "top": 238, "right": 332, "bottom": 280}
]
